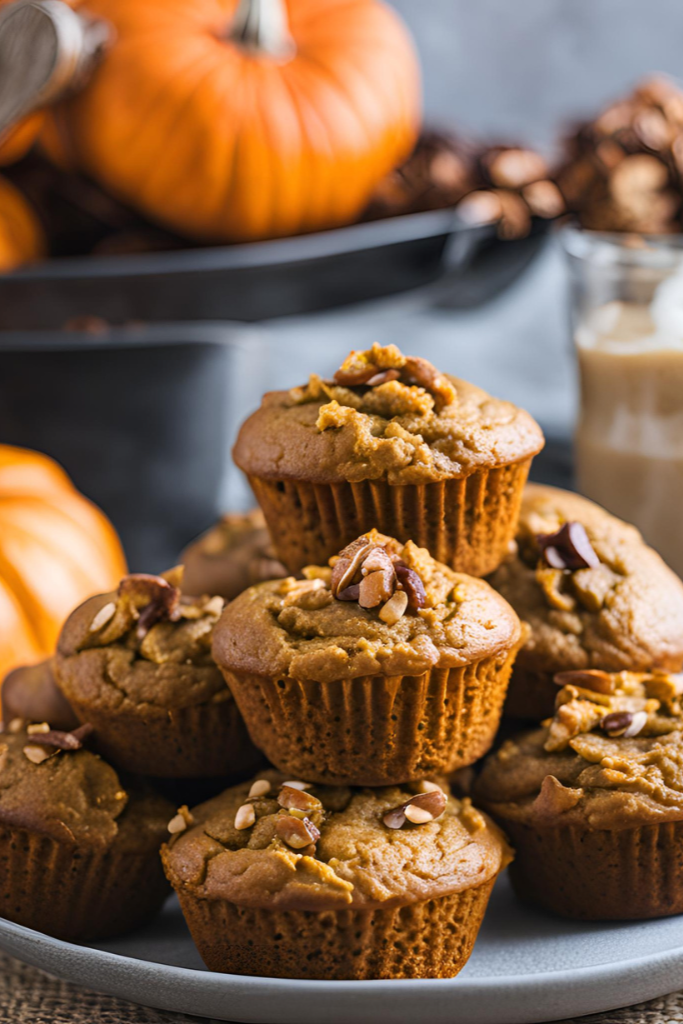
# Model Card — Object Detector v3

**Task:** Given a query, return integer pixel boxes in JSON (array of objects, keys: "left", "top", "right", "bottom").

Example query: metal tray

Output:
[{"left": 0, "top": 210, "right": 509, "bottom": 328}]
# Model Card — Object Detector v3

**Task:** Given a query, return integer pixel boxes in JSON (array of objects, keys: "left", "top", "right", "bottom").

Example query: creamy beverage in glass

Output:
[{"left": 565, "top": 229, "right": 683, "bottom": 576}]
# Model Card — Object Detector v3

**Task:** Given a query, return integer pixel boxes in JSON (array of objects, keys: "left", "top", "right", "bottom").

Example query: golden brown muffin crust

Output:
[
  {"left": 489, "top": 484, "right": 683, "bottom": 675},
  {"left": 233, "top": 344, "right": 544, "bottom": 486},
  {"left": 476, "top": 668, "right": 683, "bottom": 830},
  {"left": 212, "top": 532, "right": 521, "bottom": 683},
  {"left": 0, "top": 729, "right": 171, "bottom": 848},
  {"left": 56, "top": 572, "right": 229, "bottom": 715},
  {"left": 163, "top": 770, "right": 510, "bottom": 912}
]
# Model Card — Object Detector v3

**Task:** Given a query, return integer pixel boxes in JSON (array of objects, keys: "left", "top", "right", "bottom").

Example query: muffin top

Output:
[
  {"left": 0, "top": 723, "right": 172, "bottom": 848},
  {"left": 212, "top": 531, "right": 521, "bottom": 683},
  {"left": 162, "top": 769, "right": 511, "bottom": 911},
  {"left": 181, "top": 509, "right": 287, "bottom": 601},
  {"left": 489, "top": 484, "right": 683, "bottom": 676},
  {"left": 56, "top": 569, "right": 229, "bottom": 714},
  {"left": 475, "top": 667, "right": 683, "bottom": 830},
  {"left": 233, "top": 344, "right": 544, "bottom": 485}
]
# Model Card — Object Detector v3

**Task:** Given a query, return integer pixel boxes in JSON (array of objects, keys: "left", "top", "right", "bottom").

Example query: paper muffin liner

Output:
[
  {"left": 502, "top": 667, "right": 558, "bottom": 720},
  {"left": 0, "top": 822, "right": 169, "bottom": 941},
  {"left": 63, "top": 691, "right": 262, "bottom": 779},
  {"left": 503, "top": 818, "right": 683, "bottom": 920},
  {"left": 171, "top": 878, "right": 496, "bottom": 979},
  {"left": 222, "top": 648, "right": 518, "bottom": 786},
  {"left": 248, "top": 456, "right": 532, "bottom": 577}
]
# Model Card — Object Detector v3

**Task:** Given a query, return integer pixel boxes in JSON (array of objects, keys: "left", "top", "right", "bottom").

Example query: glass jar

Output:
[{"left": 563, "top": 226, "right": 683, "bottom": 576}]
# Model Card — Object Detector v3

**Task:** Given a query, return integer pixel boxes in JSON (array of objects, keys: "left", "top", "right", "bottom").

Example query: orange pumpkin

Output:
[
  {"left": 44, "top": 0, "right": 421, "bottom": 242},
  {"left": 0, "top": 444, "right": 127, "bottom": 681},
  {"left": 0, "top": 175, "right": 45, "bottom": 271}
]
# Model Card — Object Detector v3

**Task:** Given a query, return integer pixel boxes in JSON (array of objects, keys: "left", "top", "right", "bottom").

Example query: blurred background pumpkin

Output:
[
  {"left": 42, "top": 0, "right": 421, "bottom": 242},
  {"left": 0, "top": 174, "right": 45, "bottom": 270},
  {"left": 0, "top": 443, "right": 127, "bottom": 682}
]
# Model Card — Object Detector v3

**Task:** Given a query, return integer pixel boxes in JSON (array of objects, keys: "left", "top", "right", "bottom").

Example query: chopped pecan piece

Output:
[
  {"left": 359, "top": 568, "right": 395, "bottom": 609},
  {"left": 118, "top": 573, "right": 181, "bottom": 639},
  {"left": 330, "top": 540, "right": 374, "bottom": 596},
  {"left": 394, "top": 563, "right": 426, "bottom": 612},
  {"left": 276, "top": 814, "right": 321, "bottom": 850},
  {"left": 278, "top": 785, "right": 322, "bottom": 813},
  {"left": 28, "top": 723, "right": 94, "bottom": 751},
  {"left": 553, "top": 670, "right": 615, "bottom": 695},
  {"left": 601, "top": 710, "right": 648, "bottom": 738},
  {"left": 537, "top": 522, "right": 600, "bottom": 571},
  {"left": 383, "top": 790, "right": 446, "bottom": 829}
]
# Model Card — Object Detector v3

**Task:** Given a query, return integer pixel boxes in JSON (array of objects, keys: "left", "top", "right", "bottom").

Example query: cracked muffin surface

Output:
[
  {"left": 489, "top": 484, "right": 683, "bottom": 717},
  {"left": 234, "top": 343, "right": 544, "bottom": 487},
  {"left": 54, "top": 569, "right": 260, "bottom": 778},
  {"left": 213, "top": 531, "right": 521, "bottom": 684},
  {"left": 476, "top": 668, "right": 683, "bottom": 830},
  {"left": 163, "top": 769, "right": 510, "bottom": 912}
]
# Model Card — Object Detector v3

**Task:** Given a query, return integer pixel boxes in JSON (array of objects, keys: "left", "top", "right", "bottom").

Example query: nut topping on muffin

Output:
[
  {"left": 77, "top": 567, "right": 224, "bottom": 658},
  {"left": 544, "top": 670, "right": 678, "bottom": 752},
  {"left": 23, "top": 722, "right": 93, "bottom": 756},
  {"left": 383, "top": 789, "right": 447, "bottom": 829},
  {"left": 537, "top": 521, "right": 600, "bottom": 571},
  {"left": 327, "top": 532, "right": 426, "bottom": 617}
]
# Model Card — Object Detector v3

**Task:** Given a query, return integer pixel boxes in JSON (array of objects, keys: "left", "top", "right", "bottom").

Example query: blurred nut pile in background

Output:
[{"left": 556, "top": 76, "right": 683, "bottom": 234}]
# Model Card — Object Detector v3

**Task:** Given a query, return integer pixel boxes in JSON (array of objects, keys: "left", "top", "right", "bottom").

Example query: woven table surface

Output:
[{"left": 0, "top": 954, "right": 681, "bottom": 1024}]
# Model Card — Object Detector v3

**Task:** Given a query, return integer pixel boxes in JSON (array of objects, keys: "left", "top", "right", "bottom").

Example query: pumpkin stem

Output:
[{"left": 228, "top": 0, "right": 295, "bottom": 59}]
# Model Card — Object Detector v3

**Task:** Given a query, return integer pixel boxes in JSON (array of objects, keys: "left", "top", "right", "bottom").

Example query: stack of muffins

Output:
[{"left": 4, "top": 342, "right": 683, "bottom": 980}]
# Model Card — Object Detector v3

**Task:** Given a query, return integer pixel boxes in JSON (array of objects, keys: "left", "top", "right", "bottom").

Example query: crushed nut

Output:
[
  {"left": 282, "top": 780, "right": 311, "bottom": 791},
  {"left": 23, "top": 745, "right": 52, "bottom": 765},
  {"left": 7, "top": 718, "right": 24, "bottom": 734},
  {"left": 168, "top": 805, "right": 194, "bottom": 834},
  {"left": 537, "top": 522, "right": 600, "bottom": 571},
  {"left": 118, "top": 573, "right": 181, "bottom": 639},
  {"left": 554, "top": 670, "right": 615, "bottom": 695},
  {"left": 89, "top": 601, "right": 117, "bottom": 633},
  {"left": 234, "top": 803, "right": 256, "bottom": 830},
  {"left": 379, "top": 589, "right": 409, "bottom": 625},
  {"left": 282, "top": 578, "right": 326, "bottom": 607},
  {"left": 248, "top": 779, "right": 271, "bottom": 799},
  {"left": 278, "top": 785, "right": 322, "bottom": 813},
  {"left": 28, "top": 723, "right": 94, "bottom": 751},
  {"left": 26, "top": 722, "right": 50, "bottom": 735},
  {"left": 383, "top": 790, "right": 446, "bottom": 829},
  {"left": 601, "top": 709, "right": 648, "bottom": 738},
  {"left": 276, "top": 814, "right": 321, "bottom": 849},
  {"left": 394, "top": 563, "right": 426, "bottom": 612}
]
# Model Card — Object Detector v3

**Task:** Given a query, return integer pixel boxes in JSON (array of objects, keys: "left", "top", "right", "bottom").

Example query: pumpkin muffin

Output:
[
  {"left": 2, "top": 658, "right": 78, "bottom": 733},
  {"left": 489, "top": 484, "right": 683, "bottom": 720},
  {"left": 181, "top": 509, "right": 287, "bottom": 601},
  {"left": 476, "top": 668, "right": 683, "bottom": 920},
  {"left": 233, "top": 343, "right": 545, "bottom": 577},
  {"left": 212, "top": 530, "right": 522, "bottom": 785},
  {"left": 0, "top": 722, "right": 172, "bottom": 940},
  {"left": 54, "top": 569, "right": 261, "bottom": 779},
  {"left": 162, "top": 769, "right": 511, "bottom": 979}
]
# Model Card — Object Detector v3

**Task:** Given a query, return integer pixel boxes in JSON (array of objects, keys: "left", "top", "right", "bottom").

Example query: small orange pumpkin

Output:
[
  {"left": 0, "top": 444, "right": 127, "bottom": 682},
  {"left": 45, "top": 0, "right": 421, "bottom": 242},
  {"left": 0, "top": 175, "right": 45, "bottom": 271}
]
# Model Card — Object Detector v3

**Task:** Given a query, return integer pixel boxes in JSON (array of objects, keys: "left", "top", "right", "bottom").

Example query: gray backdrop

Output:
[{"left": 391, "top": 0, "right": 683, "bottom": 151}]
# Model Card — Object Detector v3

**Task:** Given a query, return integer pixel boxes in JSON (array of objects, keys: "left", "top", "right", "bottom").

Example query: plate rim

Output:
[{"left": 1, "top": 912, "right": 683, "bottom": 1024}]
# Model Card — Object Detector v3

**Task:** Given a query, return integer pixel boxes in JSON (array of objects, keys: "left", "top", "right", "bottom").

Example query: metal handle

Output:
[{"left": 0, "top": 0, "right": 110, "bottom": 140}]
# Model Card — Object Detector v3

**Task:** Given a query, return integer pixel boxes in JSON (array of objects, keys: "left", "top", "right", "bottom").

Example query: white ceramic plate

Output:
[{"left": 0, "top": 873, "right": 681, "bottom": 1024}]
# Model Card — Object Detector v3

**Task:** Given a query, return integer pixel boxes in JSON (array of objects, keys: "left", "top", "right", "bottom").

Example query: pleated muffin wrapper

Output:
[
  {"left": 248, "top": 455, "right": 533, "bottom": 579},
  {"left": 502, "top": 817, "right": 683, "bottom": 921},
  {"left": 60, "top": 687, "right": 263, "bottom": 780},
  {"left": 171, "top": 877, "right": 498, "bottom": 980},
  {"left": 222, "top": 647, "right": 519, "bottom": 786},
  {"left": 0, "top": 795, "right": 171, "bottom": 941}
]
